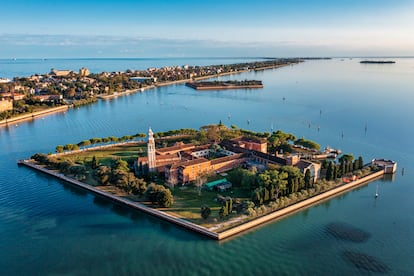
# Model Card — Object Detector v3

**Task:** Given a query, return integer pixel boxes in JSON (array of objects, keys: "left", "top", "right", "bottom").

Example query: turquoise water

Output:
[{"left": 1, "top": 58, "right": 413, "bottom": 275}]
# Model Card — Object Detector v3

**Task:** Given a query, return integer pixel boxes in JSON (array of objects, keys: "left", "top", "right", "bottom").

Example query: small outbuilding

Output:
[{"left": 205, "top": 179, "right": 232, "bottom": 192}]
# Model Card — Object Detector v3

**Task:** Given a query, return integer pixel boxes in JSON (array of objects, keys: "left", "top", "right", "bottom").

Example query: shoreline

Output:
[
  {"left": 217, "top": 170, "right": 384, "bottom": 239},
  {"left": 2, "top": 62, "right": 295, "bottom": 121},
  {"left": 18, "top": 158, "right": 386, "bottom": 240},
  {"left": 0, "top": 105, "right": 69, "bottom": 126},
  {"left": 96, "top": 85, "right": 156, "bottom": 100}
]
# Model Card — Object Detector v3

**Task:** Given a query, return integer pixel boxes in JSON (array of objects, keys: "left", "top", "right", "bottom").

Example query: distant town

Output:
[{"left": 0, "top": 59, "right": 300, "bottom": 123}]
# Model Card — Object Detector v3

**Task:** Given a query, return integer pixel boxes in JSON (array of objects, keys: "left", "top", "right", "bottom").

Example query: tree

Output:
[
  {"left": 129, "top": 177, "right": 147, "bottom": 195},
  {"left": 57, "top": 159, "right": 74, "bottom": 173},
  {"left": 294, "top": 137, "right": 320, "bottom": 151},
  {"left": 78, "top": 140, "right": 91, "bottom": 147},
  {"left": 357, "top": 156, "right": 364, "bottom": 169},
  {"left": 241, "top": 167, "right": 258, "bottom": 190},
  {"left": 90, "top": 138, "right": 103, "bottom": 144},
  {"left": 333, "top": 165, "right": 338, "bottom": 180},
  {"left": 157, "top": 188, "right": 174, "bottom": 207},
  {"left": 201, "top": 205, "right": 211, "bottom": 219},
  {"left": 280, "top": 166, "right": 304, "bottom": 194},
  {"left": 91, "top": 156, "right": 99, "bottom": 169},
  {"left": 112, "top": 159, "right": 129, "bottom": 172},
  {"left": 251, "top": 188, "right": 263, "bottom": 206},
  {"left": 111, "top": 169, "right": 129, "bottom": 188},
  {"left": 145, "top": 183, "right": 166, "bottom": 204},
  {"left": 55, "top": 145, "right": 64, "bottom": 153},
  {"left": 339, "top": 154, "right": 354, "bottom": 164},
  {"left": 326, "top": 162, "right": 333, "bottom": 181},
  {"left": 219, "top": 204, "right": 229, "bottom": 218},
  {"left": 304, "top": 169, "right": 311, "bottom": 188},
  {"left": 227, "top": 197, "right": 233, "bottom": 214},
  {"left": 95, "top": 165, "right": 112, "bottom": 185},
  {"left": 68, "top": 165, "right": 87, "bottom": 180}
]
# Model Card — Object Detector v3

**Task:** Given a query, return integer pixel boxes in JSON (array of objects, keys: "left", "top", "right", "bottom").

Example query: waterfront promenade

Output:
[
  {"left": 19, "top": 158, "right": 386, "bottom": 240},
  {"left": 0, "top": 105, "right": 68, "bottom": 126}
]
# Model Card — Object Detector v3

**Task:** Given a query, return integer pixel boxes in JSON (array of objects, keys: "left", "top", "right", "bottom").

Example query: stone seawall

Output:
[
  {"left": 18, "top": 160, "right": 219, "bottom": 239},
  {"left": 0, "top": 105, "right": 69, "bottom": 126},
  {"left": 217, "top": 170, "right": 385, "bottom": 240}
]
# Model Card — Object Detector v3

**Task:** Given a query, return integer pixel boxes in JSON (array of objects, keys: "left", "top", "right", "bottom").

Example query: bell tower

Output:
[{"left": 147, "top": 127, "right": 156, "bottom": 172}]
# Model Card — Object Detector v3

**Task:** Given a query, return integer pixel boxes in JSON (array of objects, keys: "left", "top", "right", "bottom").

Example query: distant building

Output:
[
  {"left": 137, "top": 128, "right": 246, "bottom": 185},
  {"left": 33, "top": 94, "right": 63, "bottom": 102},
  {"left": 130, "top": 77, "right": 157, "bottom": 83},
  {"left": 0, "top": 78, "right": 11, "bottom": 83},
  {"left": 372, "top": 159, "right": 397, "bottom": 174},
  {"left": 12, "top": 93, "right": 25, "bottom": 100},
  {"left": 231, "top": 136, "right": 267, "bottom": 153},
  {"left": 294, "top": 160, "right": 321, "bottom": 183},
  {"left": 50, "top": 68, "right": 73, "bottom": 77},
  {"left": 79, "top": 67, "right": 90, "bottom": 77},
  {"left": 137, "top": 128, "right": 323, "bottom": 186},
  {"left": 0, "top": 97, "right": 13, "bottom": 112}
]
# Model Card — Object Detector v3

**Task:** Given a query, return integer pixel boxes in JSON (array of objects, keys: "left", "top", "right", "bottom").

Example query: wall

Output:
[{"left": 0, "top": 98, "right": 13, "bottom": 113}]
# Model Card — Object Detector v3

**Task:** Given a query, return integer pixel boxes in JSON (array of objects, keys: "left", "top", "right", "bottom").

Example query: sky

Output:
[{"left": 1, "top": 0, "right": 414, "bottom": 58}]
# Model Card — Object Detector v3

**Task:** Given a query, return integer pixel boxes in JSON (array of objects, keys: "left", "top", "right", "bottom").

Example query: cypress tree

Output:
[
  {"left": 326, "top": 162, "right": 333, "bottom": 181},
  {"left": 333, "top": 165, "right": 338, "bottom": 180},
  {"left": 304, "top": 169, "right": 311, "bottom": 188},
  {"left": 358, "top": 156, "right": 364, "bottom": 169}
]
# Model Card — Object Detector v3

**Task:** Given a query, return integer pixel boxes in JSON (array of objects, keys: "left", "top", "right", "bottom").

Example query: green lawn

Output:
[
  {"left": 58, "top": 143, "right": 145, "bottom": 166},
  {"left": 165, "top": 184, "right": 251, "bottom": 226}
]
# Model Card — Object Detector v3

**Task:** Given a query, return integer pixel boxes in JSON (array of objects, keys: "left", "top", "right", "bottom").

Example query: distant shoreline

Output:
[
  {"left": 186, "top": 80, "right": 263, "bottom": 90},
  {"left": 0, "top": 105, "right": 68, "bottom": 126},
  {"left": 1, "top": 61, "right": 297, "bottom": 123},
  {"left": 360, "top": 60, "right": 396, "bottom": 64}
]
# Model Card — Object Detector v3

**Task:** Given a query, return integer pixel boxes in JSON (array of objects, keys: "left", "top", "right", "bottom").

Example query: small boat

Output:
[{"left": 375, "top": 185, "right": 379, "bottom": 198}]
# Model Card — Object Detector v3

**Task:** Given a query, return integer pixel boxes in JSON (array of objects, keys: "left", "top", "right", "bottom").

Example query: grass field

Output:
[
  {"left": 58, "top": 142, "right": 146, "bottom": 166},
  {"left": 164, "top": 183, "right": 251, "bottom": 227}
]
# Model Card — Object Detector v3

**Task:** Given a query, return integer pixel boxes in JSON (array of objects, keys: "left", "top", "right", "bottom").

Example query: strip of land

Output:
[
  {"left": 1, "top": 59, "right": 300, "bottom": 124},
  {"left": 186, "top": 80, "right": 263, "bottom": 90},
  {"left": 18, "top": 158, "right": 386, "bottom": 240},
  {"left": 0, "top": 105, "right": 68, "bottom": 126}
]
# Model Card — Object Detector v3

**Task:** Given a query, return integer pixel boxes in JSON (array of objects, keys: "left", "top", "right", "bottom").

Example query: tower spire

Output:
[{"left": 147, "top": 127, "right": 156, "bottom": 172}]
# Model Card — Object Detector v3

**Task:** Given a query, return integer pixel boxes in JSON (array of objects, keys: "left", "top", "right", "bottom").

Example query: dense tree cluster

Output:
[
  {"left": 294, "top": 137, "right": 321, "bottom": 151},
  {"left": 219, "top": 197, "right": 233, "bottom": 218},
  {"left": 324, "top": 154, "right": 365, "bottom": 181}
]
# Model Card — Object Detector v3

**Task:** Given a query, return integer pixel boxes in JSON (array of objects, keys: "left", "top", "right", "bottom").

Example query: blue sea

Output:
[{"left": 0, "top": 57, "right": 413, "bottom": 275}]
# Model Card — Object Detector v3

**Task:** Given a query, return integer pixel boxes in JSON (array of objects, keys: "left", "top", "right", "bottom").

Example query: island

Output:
[
  {"left": 186, "top": 80, "right": 263, "bottom": 90},
  {"left": 360, "top": 60, "right": 396, "bottom": 64},
  {"left": 18, "top": 124, "right": 397, "bottom": 240},
  {"left": 0, "top": 59, "right": 301, "bottom": 126}
]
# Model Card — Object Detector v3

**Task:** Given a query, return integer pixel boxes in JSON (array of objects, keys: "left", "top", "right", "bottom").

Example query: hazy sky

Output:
[{"left": 1, "top": 0, "right": 413, "bottom": 58}]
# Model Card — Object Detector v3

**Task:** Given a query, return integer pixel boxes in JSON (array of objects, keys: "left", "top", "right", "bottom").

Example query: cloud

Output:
[{"left": 0, "top": 33, "right": 412, "bottom": 58}]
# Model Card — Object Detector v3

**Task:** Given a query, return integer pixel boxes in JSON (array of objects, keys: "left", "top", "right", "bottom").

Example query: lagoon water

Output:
[{"left": 1, "top": 58, "right": 413, "bottom": 275}]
